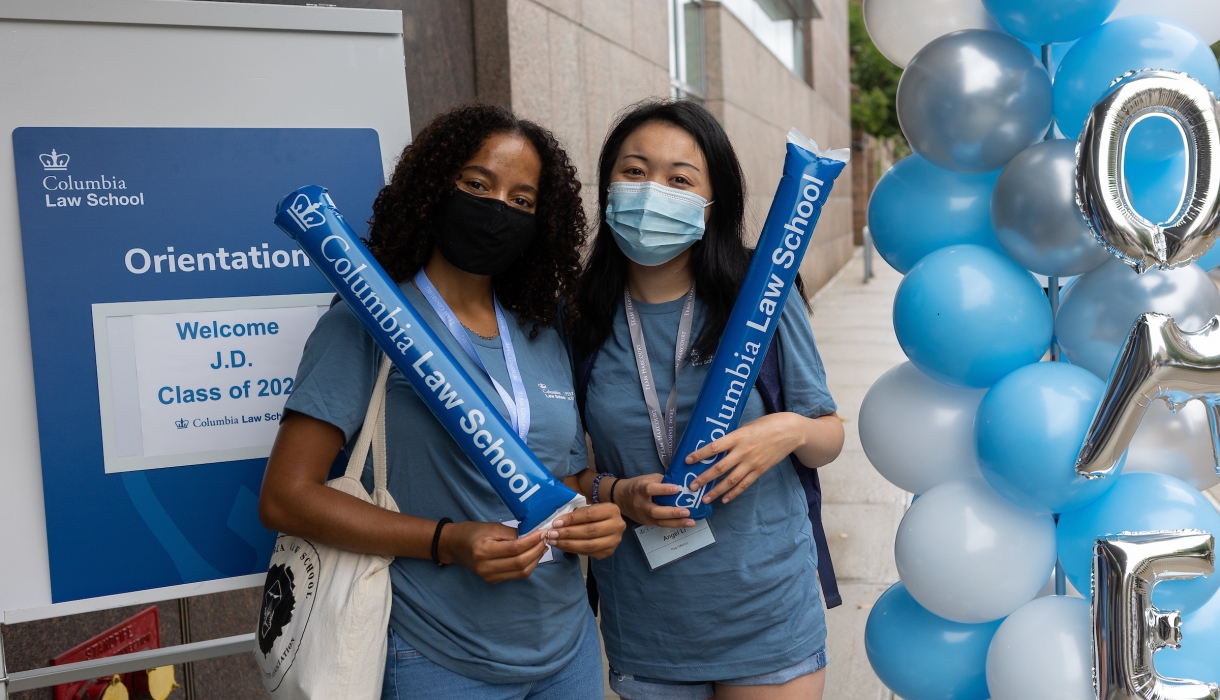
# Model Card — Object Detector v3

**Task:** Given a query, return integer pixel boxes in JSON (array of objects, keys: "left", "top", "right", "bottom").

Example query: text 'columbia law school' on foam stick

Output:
[
  {"left": 273, "top": 186, "right": 585, "bottom": 536},
  {"left": 654, "top": 129, "right": 849, "bottom": 519}
]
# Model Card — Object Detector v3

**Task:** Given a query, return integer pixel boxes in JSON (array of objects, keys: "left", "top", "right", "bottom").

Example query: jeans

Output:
[{"left": 380, "top": 614, "right": 603, "bottom": 700}]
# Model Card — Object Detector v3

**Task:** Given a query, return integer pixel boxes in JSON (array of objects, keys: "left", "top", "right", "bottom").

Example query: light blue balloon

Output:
[
  {"left": 986, "top": 0, "right": 1118, "bottom": 44},
  {"left": 1054, "top": 15, "right": 1220, "bottom": 139},
  {"left": 1057, "top": 472, "right": 1220, "bottom": 614},
  {"left": 867, "top": 155, "right": 1003, "bottom": 274},
  {"left": 976, "top": 361, "right": 1122, "bottom": 513},
  {"left": 865, "top": 581, "right": 1000, "bottom": 700},
  {"left": 1124, "top": 116, "right": 1188, "bottom": 225},
  {"left": 893, "top": 245, "right": 1053, "bottom": 388},
  {"left": 1155, "top": 585, "right": 1220, "bottom": 684}
]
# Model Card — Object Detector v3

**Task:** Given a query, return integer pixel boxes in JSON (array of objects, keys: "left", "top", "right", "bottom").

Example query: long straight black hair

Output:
[{"left": 569, "top": 99, "right": 806, "bottom": 361}]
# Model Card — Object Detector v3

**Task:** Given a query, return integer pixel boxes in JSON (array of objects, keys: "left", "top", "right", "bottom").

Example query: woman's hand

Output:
[
  {"left": 545, "top": 503, "right": 627, "bottom": 559},
  {"left": 685, "top": 412, "right": 842, "bottom": 505},
  {"left": 439, "top": 521, "right": 550, "bottom": 584},
  {"left": 612, "top": 474, "right": 697, "bottom": 529}
]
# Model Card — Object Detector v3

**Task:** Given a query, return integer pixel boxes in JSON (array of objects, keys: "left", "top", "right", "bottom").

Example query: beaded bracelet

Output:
[{"left": 591, "top": 472, "right": 612, "bottom": 504}]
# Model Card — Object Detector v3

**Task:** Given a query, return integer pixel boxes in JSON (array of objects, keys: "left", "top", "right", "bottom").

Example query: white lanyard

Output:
[
  {"left": 623, "top": 285, "right": 696, "bottom": 467},
  {"left": 414, "top": 270, "right": 530, "bottom": 442}
]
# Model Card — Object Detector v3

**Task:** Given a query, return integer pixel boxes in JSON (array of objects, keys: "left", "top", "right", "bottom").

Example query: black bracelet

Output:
[
  {"left": 432, "top": 518, "right": 453, "bottom": 567},
  {"left": 608, "top": 477, "right": 621, "bottom": 506}
]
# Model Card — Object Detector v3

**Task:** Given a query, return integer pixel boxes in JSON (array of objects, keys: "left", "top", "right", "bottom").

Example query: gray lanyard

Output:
[{"left": 623, "top": 285, "right": 696, "bottom": 468}]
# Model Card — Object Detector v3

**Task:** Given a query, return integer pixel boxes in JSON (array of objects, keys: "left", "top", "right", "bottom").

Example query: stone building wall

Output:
[{"left": 703, "top": 0, "right": 854, "bottom": 293}]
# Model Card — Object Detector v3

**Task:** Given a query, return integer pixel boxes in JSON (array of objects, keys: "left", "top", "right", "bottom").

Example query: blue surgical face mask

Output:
[{"left": 605, "top": 181, "right": 711, "bottom": 266}]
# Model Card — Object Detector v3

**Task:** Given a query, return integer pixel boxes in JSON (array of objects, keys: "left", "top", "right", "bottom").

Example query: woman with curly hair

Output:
[{"left": 259, "top": 103, "right": 625, "bottom": 700}]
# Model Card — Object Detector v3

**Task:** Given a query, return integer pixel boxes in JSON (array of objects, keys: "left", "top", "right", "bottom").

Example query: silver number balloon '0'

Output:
[
  {"left": 1077, "top": 69, "right": 1220, "bottom": 273},
  {"left": 1076, "top": 312, "right": 1220, "bottom": 480},
  {"left": 1093, "top": 530, "right": 1217, "bottom": 700}
]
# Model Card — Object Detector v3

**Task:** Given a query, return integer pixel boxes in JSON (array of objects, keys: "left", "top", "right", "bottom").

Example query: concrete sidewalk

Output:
[{"left": 812, "top": 247, "right": 908, "bottom": 700}]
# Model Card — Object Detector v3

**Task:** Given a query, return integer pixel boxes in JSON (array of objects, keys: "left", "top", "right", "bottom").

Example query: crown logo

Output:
[
  {"left": 175, "top": 418, "right": 189, "bottom": 429},
  {"left": 39, "top": 149, "right": 69, "bottom": 170},
  {"left": 286, "top": 193, "right": 327, "bottom": 231}
]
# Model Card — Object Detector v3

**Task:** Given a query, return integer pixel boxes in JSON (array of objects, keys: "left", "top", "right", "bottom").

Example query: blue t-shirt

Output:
[
  {"left": 284, "top": 283, "right": 590, "bottom": 684},
  {"left": 585, "top": 293, "right": 836, "bottom": 681}
]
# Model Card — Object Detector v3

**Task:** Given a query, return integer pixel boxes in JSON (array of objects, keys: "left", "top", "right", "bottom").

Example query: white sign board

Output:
[{"left": 0, "top": 0, "right": 410, "bottom": 623}]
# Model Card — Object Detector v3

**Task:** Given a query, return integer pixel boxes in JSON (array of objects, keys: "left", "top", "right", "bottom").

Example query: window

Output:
[
  {"left": 720, "top": 0, "right": 819, "bottom": 85},
  {"left": 669, "top": 0, "right": 705, "bottom": 102}
]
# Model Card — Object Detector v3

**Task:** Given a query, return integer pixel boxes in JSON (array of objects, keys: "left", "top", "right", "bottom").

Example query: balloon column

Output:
[{"left": 859, "top": 1, "right": 1220, "bottom": 697}]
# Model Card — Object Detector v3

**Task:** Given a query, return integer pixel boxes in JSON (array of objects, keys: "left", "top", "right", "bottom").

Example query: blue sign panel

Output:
[{"left": 12, "top": 128, "right": 385, "bottom": 603}]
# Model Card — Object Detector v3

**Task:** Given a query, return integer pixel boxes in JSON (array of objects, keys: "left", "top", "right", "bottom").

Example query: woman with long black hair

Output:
[
  {"left": 556, "top": 100, "right": 844, "bottom": 699},
  {"left": 259, "top": 103, "right": 625, "bottom": 700}
]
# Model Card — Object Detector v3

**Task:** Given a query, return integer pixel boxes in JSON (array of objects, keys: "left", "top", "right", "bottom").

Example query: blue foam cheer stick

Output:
[
  {"left": 655, "top": 130, "right": 848, "bottom": 519},
  {"left": 274, "top": 185, "right": 585, "bottom": 535}
]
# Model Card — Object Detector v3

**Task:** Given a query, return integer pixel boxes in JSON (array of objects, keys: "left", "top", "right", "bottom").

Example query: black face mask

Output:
[{"left": 436, "top": 189, "right": 537, "bottom": 276}]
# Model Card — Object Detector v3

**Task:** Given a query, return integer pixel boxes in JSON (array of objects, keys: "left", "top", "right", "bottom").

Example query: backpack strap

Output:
[{"left": 756, "top": 343, "right": 842, "bottom": 609}]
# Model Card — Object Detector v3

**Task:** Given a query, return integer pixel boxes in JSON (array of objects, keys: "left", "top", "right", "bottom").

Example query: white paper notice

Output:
[{"left": 129, "top": 305, "right": 319, "bottom": 459}]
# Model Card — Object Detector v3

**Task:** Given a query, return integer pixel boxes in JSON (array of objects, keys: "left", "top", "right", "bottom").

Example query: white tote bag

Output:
[{"left": 255, "top": 354, "right": 399, "bottom": 699}]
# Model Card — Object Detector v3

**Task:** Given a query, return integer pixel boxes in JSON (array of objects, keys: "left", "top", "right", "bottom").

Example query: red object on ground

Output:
[{"left": 52, "top": 606, "right": 160, "bottom": 700}]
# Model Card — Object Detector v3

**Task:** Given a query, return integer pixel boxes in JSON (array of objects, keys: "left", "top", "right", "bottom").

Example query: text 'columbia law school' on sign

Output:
[{"left": 11, "top": 128, "right": 386, "bottom": 604}]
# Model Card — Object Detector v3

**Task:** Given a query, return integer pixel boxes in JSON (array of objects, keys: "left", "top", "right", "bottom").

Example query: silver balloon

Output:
[
  {"left": 1077, "top": 313, "right": 1220, "bottom": 479},
  {"left": 1077, "top": 69, "right": 1220, "bottom": 273},
  {"left": 1056, "top": 257, "right": 1220, "bottom": 380},
  {"left": 896, "top": 29, "right": 1052, "bottom": 174},
  {"left": 993, "top": 140, "right": 1113, "bottom": 277},
  {"left": 1127, "top": 400, "right": 1220, "bottom": 491},
  {"left": 1092, "top": 530, "right": 1218, "bottom": 700}
]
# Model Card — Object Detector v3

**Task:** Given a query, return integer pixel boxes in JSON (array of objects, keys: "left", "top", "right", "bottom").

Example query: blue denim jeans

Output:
[
  {"left": 380, "top": 614, "right": 603, "bottom": 700},
  {"left": 609, "top": 647, "right": 828, "bottom": 700}
]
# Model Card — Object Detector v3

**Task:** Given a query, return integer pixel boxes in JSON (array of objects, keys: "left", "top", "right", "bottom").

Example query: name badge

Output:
[
  {"left": 635, "top": 520, "right": 715, "bottom": 570},
  {"left": 503, "top": 520, "right": 554, "bottom": 564}
]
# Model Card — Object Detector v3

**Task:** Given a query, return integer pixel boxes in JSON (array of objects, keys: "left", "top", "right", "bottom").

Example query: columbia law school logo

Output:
[
  {"left": 175, "top": 418, "right": 189, "bottom": 430},
  {"left": 286, "top": 193, "right": 329, "bottom": 231},
  {"left": 40, "top": 149, "right": 69, "bottom": 171}
]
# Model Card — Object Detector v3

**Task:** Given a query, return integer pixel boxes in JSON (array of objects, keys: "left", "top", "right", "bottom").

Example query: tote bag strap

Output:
[{"left": 342, "top": 353, "right": 393, "bottom": 493}]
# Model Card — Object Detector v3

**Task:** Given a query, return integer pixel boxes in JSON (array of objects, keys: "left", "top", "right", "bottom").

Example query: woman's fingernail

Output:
[
  {"left": 702, "top": 495, "right": 712, "bottom": 504},
  {"left": 680, "top": 510, "right": 689, "bottom": 517},
  {"left": 547, "top": 530, "right": 559, "bottom": 540},
  {"left": 553, "top": 519, "right": 564, "bottom": 528}
]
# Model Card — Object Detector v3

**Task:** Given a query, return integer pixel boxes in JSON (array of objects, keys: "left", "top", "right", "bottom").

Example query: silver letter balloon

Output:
[
  {"left": 896, "top": 29, "right": 1052, "bottom": 174},
  {"left": 1092, "top": 530, "right": 1218, "bottom": 700},
  {"left": 1076, "top": 312, "right": 1220, "bottom": 480},
  {"left": 1077, "top": 69, "right": 1220, "bottom": 273}
]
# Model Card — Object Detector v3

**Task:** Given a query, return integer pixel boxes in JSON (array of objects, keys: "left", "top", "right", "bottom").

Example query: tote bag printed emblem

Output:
[{"left": 257, "top": 537, "right": 320, "bottom": 689}]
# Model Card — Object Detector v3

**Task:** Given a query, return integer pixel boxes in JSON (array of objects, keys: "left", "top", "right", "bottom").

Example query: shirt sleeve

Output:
[
  {"left": 283, "top": 301, "right": 381, "bottom": 443},
  {"left": 776, "top": 294, "right": 837, "bottom": 418},
  {"left": 563, "top": 409, "right": 590, "bottom": 478}
]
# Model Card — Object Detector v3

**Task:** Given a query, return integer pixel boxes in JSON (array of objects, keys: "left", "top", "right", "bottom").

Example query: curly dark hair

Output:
[{"left": 366, "top": 103, "right": 586, "bottom": 337}]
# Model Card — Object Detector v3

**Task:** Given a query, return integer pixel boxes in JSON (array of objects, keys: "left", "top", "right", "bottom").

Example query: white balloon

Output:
[
  {"left": 1125, "top": 399, "right": 1220, "bottom": 491},
  {"left": 859, "top": 362, "right": 986, "bottom": 494},
  {"left": 986, "top": 596, "right": 1094, "bottom": 700},
  {"left": 1111, "top": 0, "right": 1220, "bottom": 43},
  {"left": 863, "top": 0, "right": 1001, "bottom": 68},
  {"left": 895, "top": 478, "right": 1058, "bottom": 623}
]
